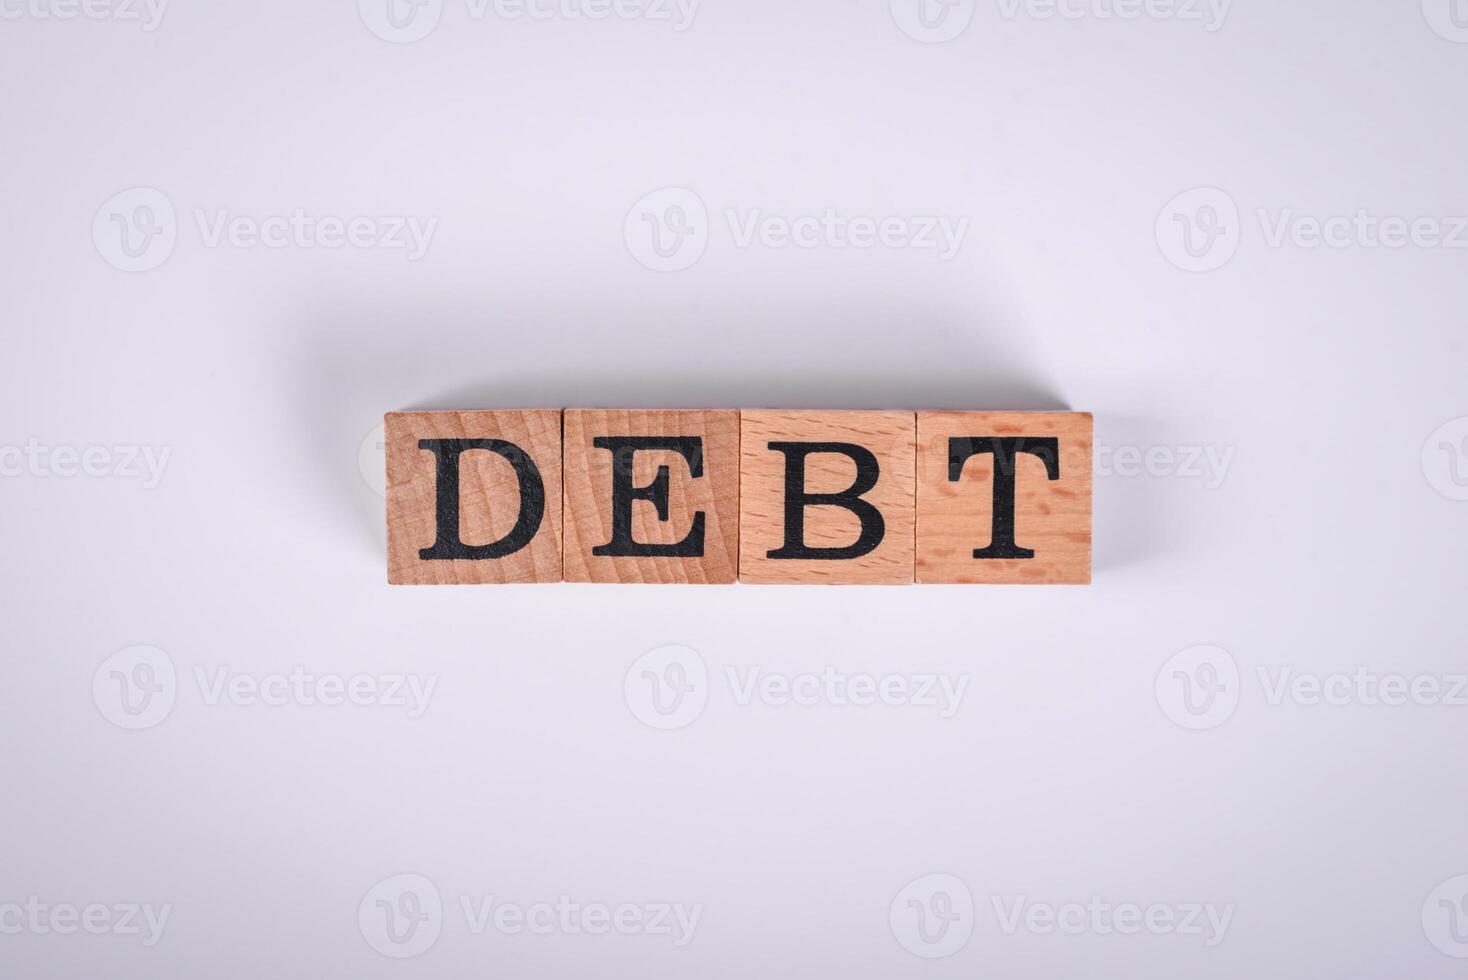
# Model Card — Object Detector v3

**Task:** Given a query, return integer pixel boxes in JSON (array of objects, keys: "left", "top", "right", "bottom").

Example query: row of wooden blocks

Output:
[{"left": 386, "top": 410, "right": 1092, "bottom": 585}]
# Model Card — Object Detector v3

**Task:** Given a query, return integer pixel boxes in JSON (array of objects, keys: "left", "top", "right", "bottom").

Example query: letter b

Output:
[{"left": 766, "top": 441, "right": 886, "bottom": 560}]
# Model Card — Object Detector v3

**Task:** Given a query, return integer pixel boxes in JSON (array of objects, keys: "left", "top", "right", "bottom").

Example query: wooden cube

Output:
[
  {"left": 739, "top": 411, "right": 915, "bottom": 585},
  {"left": 563, "top": 410, "right": 739, "bottom": 584},
  {"left": 386, "top": 410, "right": 563, "bottom": 584},
  {"left": 916, "top": 411, "right": 1092, "bottom": 584}
]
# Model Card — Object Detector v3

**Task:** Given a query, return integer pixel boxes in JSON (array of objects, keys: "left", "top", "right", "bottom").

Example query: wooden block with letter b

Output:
[
  {"left": 916, "top": 411, "right": 1092, "bottom": 584},
  {"left": 562, "top": 409, "right": 740, "bottom": 584},
  {"left": 386, "top": 410, "right": 563, "bottom": 584},
  {"left": 739, "top": 410, "right": 916, "bottom": 584}
]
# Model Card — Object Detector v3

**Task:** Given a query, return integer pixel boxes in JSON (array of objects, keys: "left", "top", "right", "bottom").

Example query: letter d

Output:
[{"left": 417, "top": 439, "right": 544, "bottom": 559}]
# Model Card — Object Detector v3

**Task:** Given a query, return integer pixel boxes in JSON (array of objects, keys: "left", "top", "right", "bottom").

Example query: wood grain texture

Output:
[
  {"left": 563, "top": 410, "right": 739, "bottom": 584},
  {"left": 739, "top": 411, "right": 915, "bottom": 585},
  {"left": 386, "top": 410, "right": 563, "bottom": 584},
  {"left": 916, "top": 411, "right": 1091, "bottom": 584}
]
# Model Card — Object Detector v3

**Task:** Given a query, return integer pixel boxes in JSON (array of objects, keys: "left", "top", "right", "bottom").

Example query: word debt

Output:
[{"left": 385, "top": 409, "right": 1092, "bottom": 585}]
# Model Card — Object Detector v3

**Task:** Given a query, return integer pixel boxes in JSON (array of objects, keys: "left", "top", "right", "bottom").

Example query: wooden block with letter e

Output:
[
  {"left": 739, "top": 410, "right": 916, "bottom": 584},
  {"left": 386, "top": 410, "right": 563, "bottom": 584},
  {"left": 563, "top": 409, "right": 740, "bottom": 584},
  {"left": 916, "top": 411, "right": 1092, "bottom": 584}
]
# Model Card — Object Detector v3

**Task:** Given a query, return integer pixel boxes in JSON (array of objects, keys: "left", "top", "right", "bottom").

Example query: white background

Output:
[{"left": 2, "top": 0, "right": 1467, "bottom": 976}]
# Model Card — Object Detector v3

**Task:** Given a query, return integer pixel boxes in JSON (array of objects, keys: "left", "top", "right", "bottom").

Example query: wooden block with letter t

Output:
[
  {"left": 386, "top": 410, "right": 563, "bottom": 584},
  {"left": 739, "top": 411, "right": 916, "bottom": 584},
  {"left": 562, "top": 409, "right": 740, "bottom": 584},
  {"left": 916, "top": 411, "right": 1092, "bottom": 584}
]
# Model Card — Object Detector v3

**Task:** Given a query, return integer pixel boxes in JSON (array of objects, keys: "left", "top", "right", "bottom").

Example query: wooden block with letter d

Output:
[
  {"left": 385, "top": 410, "right": 563, "bottom": 584},
  {"left": 916, "top": 411, "right": 1092, "bottom": 584},
  {"left": 562, "top": 409, "right": 740, "bottom": 584},
  {"left": 739, "top": 410, "right": 916, "bottom": 584}
]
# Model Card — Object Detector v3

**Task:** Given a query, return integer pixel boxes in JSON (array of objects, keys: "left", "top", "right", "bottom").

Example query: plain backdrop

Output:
[{"left": 1, "top": 0, "right": 1466, "bottom": 976}]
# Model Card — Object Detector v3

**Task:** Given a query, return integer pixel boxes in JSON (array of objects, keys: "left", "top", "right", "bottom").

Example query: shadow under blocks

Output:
[{"left": 384, "top": 409, "right": 1092, "bottom": 585}]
